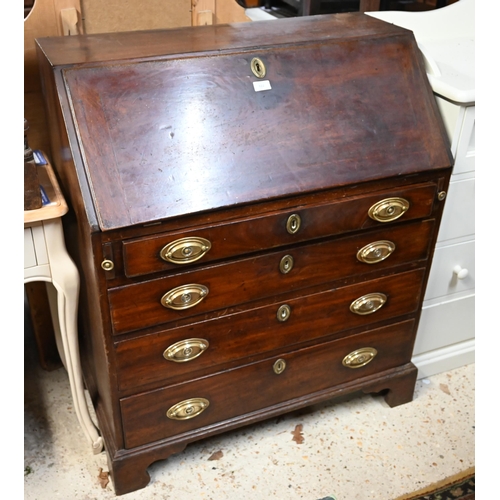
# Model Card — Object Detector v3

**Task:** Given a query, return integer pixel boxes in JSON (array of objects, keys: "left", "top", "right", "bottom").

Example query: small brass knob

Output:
[
  {"left": 101, "top": 259, "right": 114, "bottom": 271},
  {"left": 438, "top": 191, "right": 447, "bottom": 201}
]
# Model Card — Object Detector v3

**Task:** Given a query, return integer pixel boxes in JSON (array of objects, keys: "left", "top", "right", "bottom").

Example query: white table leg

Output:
[{"left": 43, "top": 219, "right": 104, "bottom": 454}]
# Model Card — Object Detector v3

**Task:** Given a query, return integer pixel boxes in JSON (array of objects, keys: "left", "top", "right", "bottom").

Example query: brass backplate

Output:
[
  {"left": 342, "top": 347, "right": 378, "bottom": 369},
  {"left": 166, "top": 398, "right": 209, "bottom": 420},
  {"left": 368, "top": 197, "right": 409, "bottom": 223},
  {"left": 161, "top": 284, "right": 209, "bottom": 310},
  {"left": 163, "top": 338, "right": 209, "bottom": 363}
]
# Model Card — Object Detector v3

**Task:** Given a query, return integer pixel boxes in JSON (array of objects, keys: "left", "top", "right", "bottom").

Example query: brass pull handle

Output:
[
  {"left": 357, "top": 240, "right": 396, "bottom": 264},
  {"left": 368, "top": 197, "right": 409, "bottom": 222},
  {"left": 279, "top": 254, "right": 294, "bottom": 274},
  {"left": 342, "top": 347, "right": 378, "bottom": 369},
  {"left": 160, "top": 237, "right": 211, "bottom": 265},
  {"left": 273, "top": 358, "right": 287, "bottom": 374},
  {"left": 286, "top": 214, "right": 301, "bottom": 234},
  {"left": 163, "top": 338, "right": 209, "bottom": 363},
  {"left": 166, "top": 398, "right": 210, "bottom": 420},
  {"left": 161, "top": 284, "right": 209, "bottom": 310},
  {"left": 277, "top": 304, "right": 291, "bottom": 322},
  {"left": 350, "top": 292, "right": 387, "bottom": 315}
]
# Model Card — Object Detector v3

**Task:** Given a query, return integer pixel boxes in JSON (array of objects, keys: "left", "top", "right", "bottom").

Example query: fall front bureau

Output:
[{"left": 36, "top": 12, "right": 453, "bottom": 495}]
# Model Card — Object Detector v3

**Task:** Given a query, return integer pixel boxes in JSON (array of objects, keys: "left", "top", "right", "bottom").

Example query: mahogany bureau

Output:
[{"left": 36, "top": 13, "right": 453, "bottom": 495}]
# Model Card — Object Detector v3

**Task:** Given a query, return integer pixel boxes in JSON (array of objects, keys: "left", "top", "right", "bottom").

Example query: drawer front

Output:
[
  {"left": 423, "top": 240, "right": 475, "bottom": 301},
  {"left": 122, "top": 183, "right": 438, "bottom": 277},
  {"left": 116, "top": 268, "right": 426, "bottom": 393},
  {"left": 109, "top": 219, "right": 434, "bottom": 334},
  {"left": 120, "top": 319, "right": 416, "bottom": 448},
  {"left": 414, "top": 294, "right": 475, "bottom": 355}
]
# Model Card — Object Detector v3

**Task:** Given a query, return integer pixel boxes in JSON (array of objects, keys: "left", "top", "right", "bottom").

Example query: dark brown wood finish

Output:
[{"left": 36, "top": 13, "right": 452, "bottom": 495}]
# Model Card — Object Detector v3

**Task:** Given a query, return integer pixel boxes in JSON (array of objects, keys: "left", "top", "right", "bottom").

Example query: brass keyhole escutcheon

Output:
[
  {"left": 277, "top": 304, "right": 291, "bottom": 322},
  {"left": 279, "top": 255, "right": 294, "bottom": 274},
  {"left": 286, "top": 214, "right": 301, "bottom": 235},
  {"left": 273, "top": 358, "right": 286, "bottom": 374},
  {"left": 251, "top": 57, "right": 266, "bottom": 78}
]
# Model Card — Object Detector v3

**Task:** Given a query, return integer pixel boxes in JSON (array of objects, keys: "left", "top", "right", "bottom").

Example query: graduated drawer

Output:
[
  {"left": 115, "top": 268, "right": 426, "bottom": 393},
  {"left": 109, "top": 219, "right": 434, "bottom": 335},
  {"left": 120, "top": 319, "right": 416, "bottom": 448},
  {"left": 121, "top": 183, "right": 438, "bottom": 277}
]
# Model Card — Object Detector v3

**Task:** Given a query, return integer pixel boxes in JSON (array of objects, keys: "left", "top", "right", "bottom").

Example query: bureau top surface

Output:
[{"left": 37, "top": 13, "right": 452, "bottom": 231}]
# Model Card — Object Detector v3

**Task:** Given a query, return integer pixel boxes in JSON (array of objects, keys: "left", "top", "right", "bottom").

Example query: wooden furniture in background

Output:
[{"left": 37, "top": 13, "right": 452, "bottom": 494}]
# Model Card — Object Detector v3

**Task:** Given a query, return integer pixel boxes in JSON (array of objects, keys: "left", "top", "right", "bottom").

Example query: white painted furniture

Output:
[
  {"left": 24, "top": 154, "right": 104, "bottom": 454},
  {"left": 368, "top": 0, "right": 475, "bottom": 378}
]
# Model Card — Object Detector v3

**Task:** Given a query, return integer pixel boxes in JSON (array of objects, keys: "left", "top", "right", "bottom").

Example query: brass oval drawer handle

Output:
[
  {"left": 349, "top": 292, "right": 387, "bottom": 315},
  {"left": 342, "top": 347, "right": 378, "bottom": 369},
  {"left": 161, "top": 284, "right": 209, "bottom": 310},
  {"left": 160, "top": 237, "right": 211, "bottom": 265},
  {"left": 163, "top": 338, "right": 209, "bottom": 363},
  {"left": 166, "top": 398, "right": 210, "bottom": 421},
  {"left": 279, "top": 254, "right": 294, "bottom": 274},
  {"left": 273, "top": 358, "right": 287, "bottom": 374},
  {"left": 368, "top": 197, "right": 409, "bottom": 222},
  {"left": 286, "top": 214, "right": 302, "bottom": 234},
  {"left": 277, "top": 304, "right": 291, "bottom": 322},
  {"left": 357, "top": 240, "right": 396, "bottom": 264}
]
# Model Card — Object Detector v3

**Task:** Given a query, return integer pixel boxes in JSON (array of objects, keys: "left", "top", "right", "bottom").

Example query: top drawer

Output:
[{"left": 122, "top": 183, "right": 438, "bottom": 278}]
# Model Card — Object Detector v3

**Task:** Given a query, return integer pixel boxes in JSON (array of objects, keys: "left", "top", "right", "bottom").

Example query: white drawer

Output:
[
  {"left": 414, "top": 294, "right": 475, "bottom": 355},
  {"left": 24, "top": 228, "right": 37, "bottom": 268},
  {"left": 424, "top": 239, "right": 475, "bottom": 301},
  {"left": 437, "top": 176, "right": 474, "bottom": 242}
]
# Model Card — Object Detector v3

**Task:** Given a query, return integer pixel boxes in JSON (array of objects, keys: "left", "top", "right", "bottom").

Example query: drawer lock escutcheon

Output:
[
  {"left": 250, "top": 57, "right": 266, "bottom": 78},
  {"left": 273, "top": 358, "right": 287, "bottom": 374},
  {"left": 350, "top": 292, "right": 387, "bottom": 315},
  {"left": 160, "top": 237, "right": 211, "bottom": 265},
  {"left": 286, "top": 214, "right": 302, "bottom": 234},
  {"left": 163, "top": 338, "right": 209, "bottom": 363},
  {"left": 279, "top": 255, "right": 294, "bottom": 274},
  {"left": 357, "top": 240, "right": 396, "bottom": 264},
  {"left": 277, "top": 304, "right": 291, "bottom": 322},
  {"left": 166, "top": 398, "right": 210, "bottom": 421},
  {"left": 161, "top": 284, "right": 209, "bottom": 310},
  {"left": 342, "top": 347, "right": 378, "bottom": 369},
  {"left": 368, "top": 197, "right": 409, "bottom": 222}
]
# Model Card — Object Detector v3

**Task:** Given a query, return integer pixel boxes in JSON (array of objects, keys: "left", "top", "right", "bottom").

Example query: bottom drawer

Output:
[{"left": 121, "top": 319, "right": 416, "bottom": 448}]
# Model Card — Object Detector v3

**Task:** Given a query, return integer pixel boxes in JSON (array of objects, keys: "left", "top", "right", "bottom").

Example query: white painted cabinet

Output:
[{"left": 368, "top": 0, "right": 475, "bottom": 378}]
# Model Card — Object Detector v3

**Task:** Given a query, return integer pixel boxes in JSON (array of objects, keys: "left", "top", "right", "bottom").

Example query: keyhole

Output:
[{"left": 251, "top": 57, "right": 266, "bottom": 78}]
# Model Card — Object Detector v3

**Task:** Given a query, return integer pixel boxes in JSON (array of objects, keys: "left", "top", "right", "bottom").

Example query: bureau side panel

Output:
[{"left": 36, "top": 50, "right": 125, "bottom": 451}]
